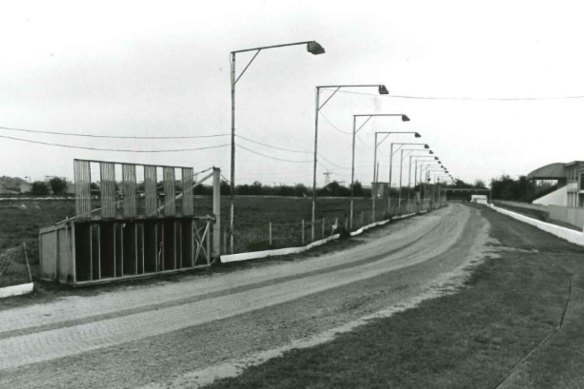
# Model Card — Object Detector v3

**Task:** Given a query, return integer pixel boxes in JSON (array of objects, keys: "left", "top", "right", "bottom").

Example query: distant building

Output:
[
  {"left": 566, "top": 161, "right": 584, "bottom": 207},
  {"left": 19, "top": 182, "right": 32, "bottom": 193},
  {"left": 528, "top": 161, "right": 584, "bottom": 207},
  {"left": 470, "top": 194, "right": 488, "bottom": 204},
  {"left": 0, "top": 176, "right": 29, "bottom": 194}
]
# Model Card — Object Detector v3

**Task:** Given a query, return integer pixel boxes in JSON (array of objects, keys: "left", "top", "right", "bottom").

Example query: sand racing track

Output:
[{"left": 0, "top": 203, "right": 491, "bottom": 388}]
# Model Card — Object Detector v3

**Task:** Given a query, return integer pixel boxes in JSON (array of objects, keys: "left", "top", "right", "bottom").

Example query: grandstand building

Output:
[{"left": 528, "top": 161, "right": 584, "bottom": 207}]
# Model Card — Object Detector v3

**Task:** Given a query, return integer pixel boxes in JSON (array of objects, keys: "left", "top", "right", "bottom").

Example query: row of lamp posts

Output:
[{"left": 229, "top": 40, "right": 452, "bottom": 253}]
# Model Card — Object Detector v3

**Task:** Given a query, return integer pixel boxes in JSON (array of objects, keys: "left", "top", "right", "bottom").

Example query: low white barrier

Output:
[
  {"left": 0, "top": 282, "right": 34, "bottom": 299},
  {"left": 489, "top": 204, "right": 584, "bottom": 247},
  {"left": 221, "top": 210, "right": 426, "bottom": 264}
]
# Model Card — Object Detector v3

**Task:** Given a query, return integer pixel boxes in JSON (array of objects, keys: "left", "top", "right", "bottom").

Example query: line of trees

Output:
[
  {"left": 194, "top": 180, "right": 372, "bottom": 198},
  {"left": 490, "top": 175, "right": 534, "bottom": 202},
  {"left": 29, "top": 177, "right": 69, "bottom": 196},
  {"left": 31, "top": 176, "right": 540, "bottom": 201}
]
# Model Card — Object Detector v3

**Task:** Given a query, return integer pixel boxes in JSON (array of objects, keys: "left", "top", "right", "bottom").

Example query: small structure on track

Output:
[{"left": 39, "top": 159, "right": 221, "bottom": 285}]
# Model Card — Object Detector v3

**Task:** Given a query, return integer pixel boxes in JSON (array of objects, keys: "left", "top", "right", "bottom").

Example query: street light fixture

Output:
[
  {"left": 410, "top": 155, "right": 438, "bottom": 188},
  {"left": 311, "top": 84, "right": 389, "bottom": 239},
  {"left": 418, "top": 161, "right": 442, "bottom": 207},
  {"left": 408, "top": 154, "right": 437, "bottom": 209},
  {"left": 397, "top": 148, "right": 435, "bottom": 212},
  {"left": 229, "top": 40, "right": 325, "bottom": 253},
  {"left": 387, "top": 142, "right": 429, "bottom": 215},
  {"left": 365, "top": 132, "right": 420, "bottom": 222},
  {"left": 348, "top": 115, "right": 412, "bottom": 228}
]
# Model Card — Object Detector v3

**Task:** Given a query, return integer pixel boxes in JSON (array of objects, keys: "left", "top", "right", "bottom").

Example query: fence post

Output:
[
  {"left": 212, "top": 167, "right": 221, "bottom": 259},
  {"left": 269, "top": 221, "right": 272, "bottom": 247},
  {"left": 223, "top": 229, "right": 227, "bottom": 255},
  {"left": 22, "top": 242, "right": 33, "bottom": 283},
  {"left": 301, "top": 219, "right": 305, "bottom": 245},
  {"left": 322, "top": 217, "right": 325, "bottom": 238}
]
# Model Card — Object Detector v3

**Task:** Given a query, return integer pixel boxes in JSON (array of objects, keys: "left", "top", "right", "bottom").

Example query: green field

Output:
[
  {"left": 0, "top": 195, "right": 404, "bottom": 269},
  {"left": 202, "top": 205, "right": 584, "bottom": 389}
]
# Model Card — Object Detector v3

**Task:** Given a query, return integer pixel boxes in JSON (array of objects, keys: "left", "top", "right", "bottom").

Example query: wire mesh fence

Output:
[
  {"left": 0, "top": 243, "right": 32, "bottom": 288},
  {"left": 225, "top": 196, "right": 447, "bottom": 254}
]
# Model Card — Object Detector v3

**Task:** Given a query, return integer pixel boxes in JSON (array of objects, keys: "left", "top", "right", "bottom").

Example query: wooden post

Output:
[
  {"left": 301, "top": 219, "right": 305, "bottom": 245},
  {"left": 212, "top": 167, "right": 221, "bottom": 259},
  {"left": 22, "top": 242, "right": 33, "bottom": 283},
  {"left": 269, "top": 221, "right": 272, "bottom": 247},
  {"left": 223, "top": 229, "right": 227, "bottom": 255}
]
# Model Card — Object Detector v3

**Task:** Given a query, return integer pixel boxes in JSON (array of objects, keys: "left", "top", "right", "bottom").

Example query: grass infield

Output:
[
  {"left": 203, "top": 206, "right": 584, "bottom": 389},
  {"left": 0, "top": 196, "right": 381, "bottom": 261}
]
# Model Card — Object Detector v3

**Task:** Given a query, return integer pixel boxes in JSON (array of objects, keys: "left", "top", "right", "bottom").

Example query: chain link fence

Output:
[
  {"left": 225, "top": 197, "right": 446, "bottom": 254},
  {"left": 0, "top": 243, "right": 32, "bottom": 288}
]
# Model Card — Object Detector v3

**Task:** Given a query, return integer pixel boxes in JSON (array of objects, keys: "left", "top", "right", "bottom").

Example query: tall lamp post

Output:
[
  {"left": 409, "top": 154, "right": 438, "bottom": 211},
  {"left": 409, "top": 154, "right": 437, "bottom": 188},
  {"left": 230, "top": 40, "right": 325, "bottom": 253},
  {"left": 388, "top": 142, "right": 429, "bottom": 215},
  {"left": 427, "top": 168, "right": 447, "bottom": 208},
  {"left": 311, "top": 84, "right": 389, "bottom": 240},
  {"left": 348, "top": 115, "right": 412, "bottom": 228},
  {"left": 397, "top": 148, "right": 434, "bottom": 213},
  {"left": 368, "top": 132, "right": 421, "bottom": 222},
  {"left": 419, "top": 162, "right": 443, "bottom": 208}
]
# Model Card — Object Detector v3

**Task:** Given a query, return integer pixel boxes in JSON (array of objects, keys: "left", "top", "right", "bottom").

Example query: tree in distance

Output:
[
  {"left": 30, "top": 181, "right": 50, "bottom": 196},
  {"left": 49, "top": 177, "right": 68, "bottom": 196}
]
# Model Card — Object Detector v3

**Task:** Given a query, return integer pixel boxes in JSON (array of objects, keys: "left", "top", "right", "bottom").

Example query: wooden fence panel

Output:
[
  {"left": 163, "top": 167, "right": 176, "bottom": 216},
  {"left": 144, "top": 165, "right": 157, "bottom": 216},
  {"left": 122, "top": 164, "right": 137, "bottom": 217},
  {"left": 74, "top": 160, "right": 92, "bottom": 218},
  {"left": 182, "top": 167, "right": 194, "bottom": 216},
  {"left": 100, "top": 162, "right": 116, "bottom": 218}
]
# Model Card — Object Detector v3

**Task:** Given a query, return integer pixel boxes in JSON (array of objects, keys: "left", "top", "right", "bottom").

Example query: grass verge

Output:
[{"left": 203, "top": 206, "right": 584, "bottom": 389}]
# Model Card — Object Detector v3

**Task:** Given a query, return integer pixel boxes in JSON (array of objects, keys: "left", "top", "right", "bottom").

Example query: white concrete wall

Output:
[
  {"left": 548, "top": 205, "right": 584, "bottom": 230},
  {"left": 533, "top": 185, "right": 568, "bottom": 206},
  {"left": 0, "top": 283, "right": 34, "bottom": 299},
  {"left": 490, "top": 204, "right": 584, "bottom": 247}
]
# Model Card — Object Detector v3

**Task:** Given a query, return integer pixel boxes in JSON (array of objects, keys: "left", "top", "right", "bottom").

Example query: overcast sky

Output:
[{"left": 1, "top": 0, "right": 583, "bottom": 187}]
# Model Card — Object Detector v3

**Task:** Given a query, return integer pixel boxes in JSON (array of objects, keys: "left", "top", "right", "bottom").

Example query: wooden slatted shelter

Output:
[{"left": 40, "top": 159, "right": 221, "bottom": 285}]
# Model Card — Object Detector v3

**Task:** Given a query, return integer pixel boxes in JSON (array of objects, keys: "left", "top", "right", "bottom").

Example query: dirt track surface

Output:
[{"left": 0, "top": 203, "right": 490, "bottom": 388}]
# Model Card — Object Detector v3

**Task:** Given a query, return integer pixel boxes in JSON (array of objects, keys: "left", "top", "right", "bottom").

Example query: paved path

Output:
[{"left": 0, "top": 204, "right": 488, "bottom": 388}]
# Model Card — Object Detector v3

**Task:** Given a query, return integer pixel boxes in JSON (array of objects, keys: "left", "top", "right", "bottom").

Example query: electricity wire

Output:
[
  {"left": 0, "top": 125, "right": 230, "bottom": 139},
  {"left": 236, "top": 144, "right": 312, "bottom": 163},
  {"left": 319, "top": 112, "right": 352, "bottom": 135},
  {"left": 0, "top": 134, "right": 229, "bottom": 152},
  {"left": 236, "top": 134, "right": 312, "bottom": 154},
  {"left": 328, "top": 88, "right": 584, "bottom": 101},
  {"left": 0, "top": 124, "right": 317, "bottom": 155},
  {"left": 318, "top": 154, "right": 351, "bottom": 170}
]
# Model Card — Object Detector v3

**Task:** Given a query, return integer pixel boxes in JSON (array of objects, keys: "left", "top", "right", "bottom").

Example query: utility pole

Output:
[{"left": 323, "top": 171, "right": 332, "bottom": 184}]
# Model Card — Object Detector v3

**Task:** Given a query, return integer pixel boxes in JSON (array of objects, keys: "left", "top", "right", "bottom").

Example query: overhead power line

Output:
[
  {"left": 329, "top": 88, "right": 584, "bottom": 101},
  {"left": 236, "top": 134, "right": 312, "bottom": 154},
  {"left": 390, "top": 94, "right": 584, "bottom": 101},
  {"left": 0, "top": 134, "right": 229, "bottom": 152},
  {"left": 0, "top": 125, "right": 230, "bottom": 139},
  {"left": 0, "top": 124, "right": 316, "bottom": 155},
  {"left": 318, "top": 153, "right": 351, "bottom": 170},
  {"left": 236, "top": 144, "right": 312, "bottom": 163},
  {"left": 319, "top": 112, "right": 352, "bottom": 135}
]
